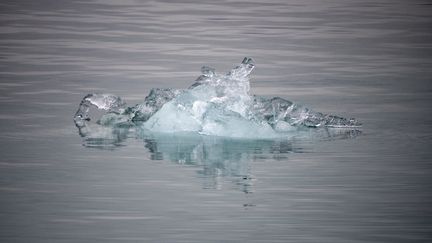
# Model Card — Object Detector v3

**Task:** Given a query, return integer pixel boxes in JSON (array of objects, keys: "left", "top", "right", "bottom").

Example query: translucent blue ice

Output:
[{"left": 74, "top": 57, "right": 361, "bottom": 139}]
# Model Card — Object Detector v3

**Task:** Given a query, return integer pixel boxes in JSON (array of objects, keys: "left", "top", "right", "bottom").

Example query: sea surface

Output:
[{"left": 1, "top": 0, "right": 432, "bottom": 242}]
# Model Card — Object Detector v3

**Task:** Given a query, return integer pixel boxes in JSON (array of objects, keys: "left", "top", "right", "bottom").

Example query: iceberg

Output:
[{"left": 74, "top": 57, "right": 361, "bottom": 139}]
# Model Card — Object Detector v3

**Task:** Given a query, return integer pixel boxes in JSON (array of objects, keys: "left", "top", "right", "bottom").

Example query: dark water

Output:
[{"left": 1, "top": 0, "right": 432, "bottom": 242}]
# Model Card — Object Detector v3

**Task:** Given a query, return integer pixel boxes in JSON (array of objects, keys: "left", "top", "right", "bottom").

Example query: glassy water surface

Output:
[{"left": 1, "top": 0, "right": 432, "bottom": 242}]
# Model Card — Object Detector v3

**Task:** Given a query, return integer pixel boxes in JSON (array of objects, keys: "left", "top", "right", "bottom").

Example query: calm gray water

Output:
[{"left": 1, "top": 0, "right": 432, "bottom": 242}]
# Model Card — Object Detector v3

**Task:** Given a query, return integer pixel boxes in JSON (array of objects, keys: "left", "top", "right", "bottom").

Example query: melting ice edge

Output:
[{"left": 74, "top": 57, "right": 361, "bottom": 139}]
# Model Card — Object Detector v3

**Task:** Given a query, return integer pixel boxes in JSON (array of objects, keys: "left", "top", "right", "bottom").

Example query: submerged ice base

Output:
[{"left": 74, "top": 57, "right": 361, "bottom": 139}]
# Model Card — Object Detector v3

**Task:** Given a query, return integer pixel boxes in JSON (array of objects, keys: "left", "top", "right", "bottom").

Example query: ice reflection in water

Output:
[{"left": 76, "top": 121, "right": 360, "bottom": 193}]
